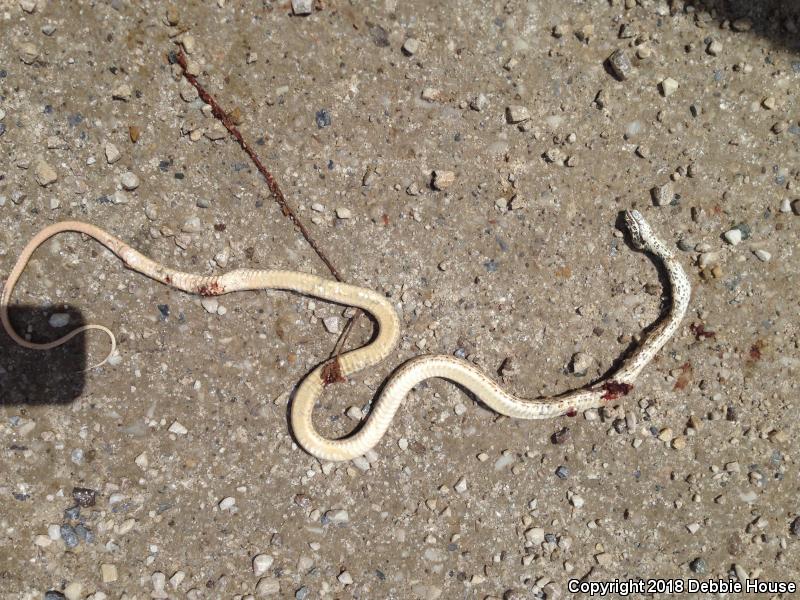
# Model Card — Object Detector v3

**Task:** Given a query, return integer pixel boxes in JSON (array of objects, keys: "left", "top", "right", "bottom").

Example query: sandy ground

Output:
[{"left": 1, "top": 0, "right": 799, "bottom": 598}]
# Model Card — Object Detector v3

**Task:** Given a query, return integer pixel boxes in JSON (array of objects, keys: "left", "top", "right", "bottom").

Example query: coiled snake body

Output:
[{"left": 1, "top": 210, "right": 690, "bottom": 461}]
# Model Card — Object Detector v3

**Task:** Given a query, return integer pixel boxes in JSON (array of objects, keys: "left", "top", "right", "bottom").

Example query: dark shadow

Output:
[
  {"left": 0, "top": 304, "right": 86, "bottom": 405},
  {"left": 682, "top": 1, "right": 799, "bottom": 55}
]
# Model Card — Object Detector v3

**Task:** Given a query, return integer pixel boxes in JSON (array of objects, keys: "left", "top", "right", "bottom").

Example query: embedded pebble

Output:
[
  {"left": 253, "top": 554, "right": 274, "bottom": 576},
  {"left": 651, "top": 183, "right": 674, "bottom": 206},
  {"left": 505, "top": 105, "right": 530, "bottom": 124},
  {"left": 255, "top": 577, "right": 281, "bottom": 596},
  {"left": 454, "top": 477, "right": 468, "bottom": 493},
  {"left": 181, "top": 216, "right": 203, "bottom": 233},
  {"left": 19, "top": 42, "right": 39, "bottom": 64},
  {"left": 323, "top": 316, "right": 340, "bottom": 333},
  {"left": 35, "top": 160, "right": 58, "bottom": 187},
  {"left": 659, "top": 77, "right": 679, "bottom": 97},
  {"left": 569, "top": 352, "right": 593, "bottom": 376},
  {"left": 291, "top": 0, "right": 313, "bottom": 15},
  {"left": 112, "top": 83, "right": 132, "bottom": 101},
  {"left": 706, "top": 40, "right": 723, "bottom": 56},
  {"left": 324, "top": 509, "right": 349, "bottom": 524},
  {"left": 218, "top": 497, "right": 236, "bottom": 511},
  {"left": 431, "top": 170, "right": 455, "bottom": 190},
  {"left": 101, "top": 563, "right": 118, "bottom": 583},
  {"left": 120, "top": 171, "right": 140, "bottom": 190},
  {"left": 402, "top": 38, "right": 420, "bottom": 56},
  {"left": 723, "top": 229, "right": 742, "bottom": 245},
  {"left": 168, "top": 421, "right": 188, "bottom": 435},
  {"left": 338, "top": 570, "right": 353, "bottom": 585},
  {"left": 753, "top": 249, "right": 771, "bottom": 262},
  {"left": 49, "top": 313, "right": 70, "bottom": 328},
  {"left": 335, "top": 207, "right": 352, "bottom": 219},
  {"left": 105, "top": 142, "right": 121, "bottom": 164},
  {"left": 607, "top": 49, "right": 632, "bottom": 80},
  {"left": 201, "top": 297, "right": 219, "bottom": 314}
]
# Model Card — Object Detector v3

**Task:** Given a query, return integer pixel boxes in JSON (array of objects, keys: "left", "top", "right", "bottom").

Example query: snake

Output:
[{"left": 1, "top": 210, "right": 690, "bottom": 461}]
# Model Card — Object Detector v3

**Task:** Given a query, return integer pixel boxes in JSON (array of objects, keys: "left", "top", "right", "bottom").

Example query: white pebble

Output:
[
  {"left": 120, "top": 171, "right": 140, "bottom": 190},
  {"left": 105, "top": 142, "right": 121, "bottom": 164},
  {"left": 571, "top": 495, "right": 585, "bottom": 508},
  {"left": 48, "top": 313, "right": 70, "bottom": 328},
  {"left": 723, "top": 229, "right": 742, "bottom": 245},
  {"left": 218, "top": 497, "right": 236, "bottom": 511},
  {"left": 338, "top": 571, "right": 354, "bottom": 585},
  {"left": 201, "top": 297, "right": 219, "bottom": 314},
  {"left": 253, "top": 554, "right": 274, "bottom": 576},
  {"left": 168, "top": 421, "right": 188, "bottom": 435},
  {"left": 335, "top": 207, "right": 352, "bottom": 219},
  {"left": 48, "top": 523, "right": 62, "bottom": 540},
  {"left": 753, "top": 249, "right": 771, "bottom": 262},
  {"left": 659, "top": 77, "right": 679, "bottom": 97},
  {"left": 323, "top": 316, "right": 340, "bottom": 333},
  {"left": 454, "top": 477, "right": 468, "bottom": 494}
]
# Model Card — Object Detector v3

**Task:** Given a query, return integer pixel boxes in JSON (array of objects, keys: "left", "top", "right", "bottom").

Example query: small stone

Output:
[
  {"left": 555, "top": 465, "right": 569, "bottom": 479},
  {"left": 168, "top": 421, "right": 188, "bottom": 435},
  {"left": 201, "top": 297, "right": 219, "bottom": 314},
  {"left": 43, "top": 593, "right": 65, "bottom": 600},
  {"left": 346, "top": 406, "right": 363, "bottom": 420},
  {"left": 469, "top": 94, "right": 488, "bottom": 112},
  {"left": 120, "top": 171, "right": 140, "bottom": 190},
  {"left": 324, "top": 509, "right": 349, "bottom": 524},
  {"left": 595, "top": 552, "right": 611, "bottom": 566},
  {"left": 101, "top": 564, "right": 118, "bottom": 583},
  {"left": 129, "top": 125, "right": 141, "bottom": 142},
  {"left": 524, "top": 527, "right": 545, "bottom": 544},
  {"left": 790, "top": 517, "right": 800, "bottom": 536},
  {"left": 255, "top": 577, "right": 281, "bottom": 596},
  {"left": 351, "top": 456, "right": 370, "bottom": 471},
  {"left": 772, "top": 121, "right": 788, "bottom": 134},
  {"left": 706, "top": 40, "right": 723, "bottom": 56},
  {"left": 411, "top": 584, "right": 442, "bottom": 600},
  {"left": 731, "top": 17, "right": 752, "bottom": 32},
  {"left": 72, "top": 487, "right": 97, "bottom": 507},
  {"left": 179, "top": 34, "right": 195, "bottom": 54},
  {"left": 315, "top": 108, "right": 331, "bottom": 128},
  {"left": 723, "top": 229, "right": 742, "bottom": 245},
  {"left": 18, "top": 42, "right": 39, "bottom": 64},
  {"left": 0, "top": 108, "right": 5, "bottom": 120},
  {"left": 49, "top": 313, "right": 70, "bottom": 328},
  {"left": 34, "top": 534, "right": 52, "bottom": 547},
  {"left": 402, "top": 38, "right": 419, "bottom": 55},
  {"left": 19, "top": 0, "right": 37, "bottom": 13},
  {"left": 761, "top": 97, "right": 776, "bottom": 110},
  {"left": 651, "top": 183, "right": 674, "bottom": 206},
  {"left": 753, "top": 249, "right": 771, "bottom": 262},
  {"left": 659, "top": 78, "right": 679, "bottom": 97},
  {"left": 165, "top": 5, "right": 180, "bottom": 25},
  {"left": 454, "top": 477, "right": 468, "bottom": 494},
  {"left": 181, "top": 216, "right": 203, "bottom": 233},
  {"left": 421, "top": 87, "right": 442, "bottom": 102},
  {"left": 607, "top": 49, "right": 632, "bottom": 80},
  {"left": 544, "top": 148, "right": 563, "bottom": 163},
  {"left": 658, "top": 427, "right": 673, "bottom": 442},
  {"left": 323, "top": 316, "right": 340, "bottom": 334},
  {"left": 338, "top": 571, "right": 353, "bottom": 585},
  {"left": 105, "top": 142, "right": 121, "bottom": 164},
  {"left": 793, "top": 200, "right": 800, "bottom": 215},
  {"left": 291, "top": 0, "right": 313, "bottom": 15},
  {"left": 335, "top": 207, "right": 352, "bottom": 219},
  {"left": 505, "top": 105, "right": 530, "bottom": 124},
  {"left": 64, "top": 582, "right": 83, "bottom": 600},
  {"left": 218, "top": 496, "right": 236, "bottom": 511},
  {"left": 569, "top": 352, "right": 593, "bottom": 376},
  {"left": 672, "top": 436, "right": 687, "bottom": 450},
  {"left": 690, "top": 557, "right": 707, "bottom": 574},
  {"left": 35, "top": 160, "right": 58, "bottom": 187},
  {"left": 432, "top": 170, "right": 455, "bottom": 190},
  {"left": 112, "top": 83, "right": 132, "bottom": 101},
  {"left": 253, "top": 554, "right": 274, "bottom": 576},
  {"left": 570, "top": 495, "right": 584, "bottom": 508}
]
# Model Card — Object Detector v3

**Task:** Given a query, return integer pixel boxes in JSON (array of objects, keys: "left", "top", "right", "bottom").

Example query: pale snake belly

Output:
[{"left": 1, "top": 210, "right": 690, "bottom": 461}]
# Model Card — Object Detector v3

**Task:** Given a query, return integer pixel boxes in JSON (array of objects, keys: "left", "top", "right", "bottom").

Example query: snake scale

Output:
[{"left": 1, "top": 210, "right": 690, "bottom": 461}]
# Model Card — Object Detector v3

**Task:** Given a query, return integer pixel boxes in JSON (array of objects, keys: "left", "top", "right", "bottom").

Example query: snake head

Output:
[{"left": 624, "top": 209, "right": 648, "bottom": 250}]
